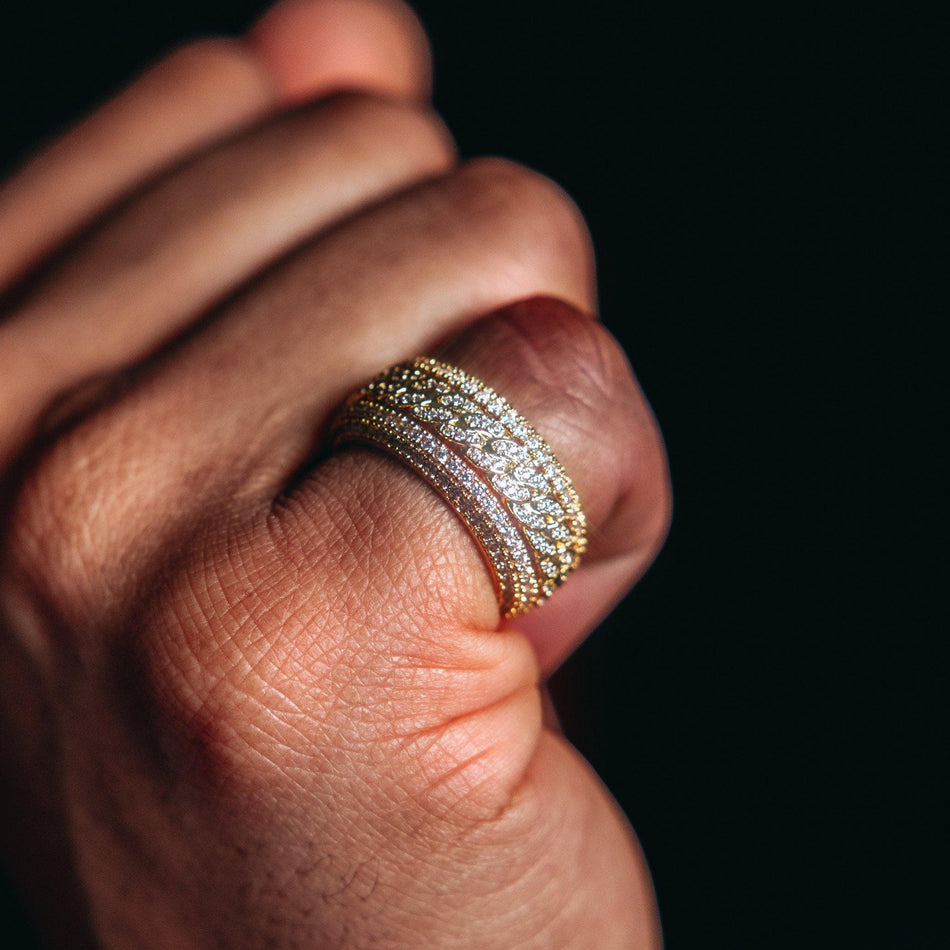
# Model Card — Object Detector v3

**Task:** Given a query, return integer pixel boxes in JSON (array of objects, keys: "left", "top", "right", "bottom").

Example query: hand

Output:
[{"left": 0, "top": 1, "right": 671, "bottom": 945}]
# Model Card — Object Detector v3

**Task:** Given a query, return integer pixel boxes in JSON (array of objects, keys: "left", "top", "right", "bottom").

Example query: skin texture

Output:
[{"left": 0, "top": 1, "right": 671, "bottom": 946}]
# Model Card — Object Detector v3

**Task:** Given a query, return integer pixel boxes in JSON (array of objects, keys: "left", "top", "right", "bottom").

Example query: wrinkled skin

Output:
[{"left": 0, "top": 1, "right": 671, "bottom": 946}]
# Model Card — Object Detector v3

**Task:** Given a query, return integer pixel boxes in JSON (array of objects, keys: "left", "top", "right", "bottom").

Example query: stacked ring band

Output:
[{"left": 331, "top": 357, "right": 587, "bottom": 617}]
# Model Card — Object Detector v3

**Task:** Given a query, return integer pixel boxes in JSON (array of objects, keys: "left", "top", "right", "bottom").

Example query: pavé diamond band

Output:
[{"left": 330, "top": 357, "right": 587, "bottom": 617}]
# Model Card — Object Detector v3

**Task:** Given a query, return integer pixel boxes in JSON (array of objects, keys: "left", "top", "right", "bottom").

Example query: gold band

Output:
[{"left": 331, "top": 358, "right": 587, "bottom": 617}]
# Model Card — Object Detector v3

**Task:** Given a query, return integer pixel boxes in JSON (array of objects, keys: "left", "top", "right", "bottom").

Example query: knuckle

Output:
[
  {"left": 530, "top": 303, "right": 631, "bottom": 403},
  {"left": 535, "top": 322, "right": 631, "bottom": 447},
  {"left": 558, "top": 328, "right": 674, "bottom": 553},
  {"left": 447, "top": 297, "right": 672, "bottom": 546},
  {"left": 468, "top": 299, "right": 634, "bottom": 433},
  {"left": 322, "top": 94, "right": 457, "bottom": 173},
  {"left": 454, "top": 157, "right": 594, "bottom": 266}
]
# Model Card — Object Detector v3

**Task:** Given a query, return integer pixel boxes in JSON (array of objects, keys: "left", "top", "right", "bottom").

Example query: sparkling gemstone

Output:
[
  {"left": 462, "top": 414, "right": 504, "bottom": 438},
  {"left": 533, "top": 497, "right": 564, "bottom": 517},
  {"left": 511, "top": 464, "right": 546, "bottom": 487},
  {"left": 483, "top": 419, "right": 506, "bottom": 437},
  {"left": 511, "top": 503, "right": 547, "bottom": 529},
  {"left": 486, "top": 438, "right": 527, "bottom": 461},
  {"left": 527, "top": 532, "right": 557, "bottom": 556},
  {"left": 396, "top": 390, "right": 431, "bottom": 406},
  {"left": 438, "top": 392, "right": 467, "bottom": 407},
  {"left": 468, "top": 449, "right": 512, "bottom": 475},
  {"left": 492, "top": 476, "right": 531, "bottom": 502},
  {"left": 414, "top": 404, "right": 455, "bottom": 423}
]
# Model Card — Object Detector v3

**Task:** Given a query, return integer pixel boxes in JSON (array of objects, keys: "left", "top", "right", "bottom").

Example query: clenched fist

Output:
[{"left": 0, "top": 1, "right": 670, "bottom": 945}]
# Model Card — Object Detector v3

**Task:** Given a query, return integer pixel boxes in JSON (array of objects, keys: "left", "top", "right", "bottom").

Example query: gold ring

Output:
[{"left": 330, "top": 358, "right": 587, "bottom": 617}]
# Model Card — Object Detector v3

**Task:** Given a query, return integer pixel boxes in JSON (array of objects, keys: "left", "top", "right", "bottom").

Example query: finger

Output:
[
  {"left": 295, "top": 297, "right": 670, "bottom": 676},
  {"left": 0, "top": 0, "right": 433, "bottom": 293},
  {"left": 437, "top": 298, "right": 672, "bottom": 673},
  {"left": 5, "top": 159, "right": 596, "bottom": 608},
  {"left": 248, "top": 0, "right": 432, "bottom": 104},
  {"left": 0, "top": 95, "right": 455, "bottom": 461}
]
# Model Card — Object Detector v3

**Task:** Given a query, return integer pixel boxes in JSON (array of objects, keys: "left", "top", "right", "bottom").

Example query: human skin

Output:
[{"left": 0, "top": 1, "right": 671, "bottom": 946}]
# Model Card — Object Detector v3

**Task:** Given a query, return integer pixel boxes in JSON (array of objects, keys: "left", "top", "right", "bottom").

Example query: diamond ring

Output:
[{"left": 331, "top": 358, "right": 587, "bottom": 617}]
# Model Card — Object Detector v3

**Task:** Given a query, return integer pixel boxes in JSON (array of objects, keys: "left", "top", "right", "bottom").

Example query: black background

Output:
[{"left": 1, "top": 1, "right": 946, "bottom": 946}]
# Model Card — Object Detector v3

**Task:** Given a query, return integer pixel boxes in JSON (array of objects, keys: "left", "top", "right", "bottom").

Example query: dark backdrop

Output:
[{"left": 1, "top": 1, "right": 945, "bottom": 947}]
